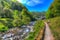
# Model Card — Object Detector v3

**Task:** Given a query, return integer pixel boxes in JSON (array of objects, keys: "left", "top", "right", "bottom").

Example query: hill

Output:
[
  {"left": 0, "top": 0, "right": 35, "bottom": 32},
  {"left": 46, "top": 0, "right": 60, "bottom": 19},
  {"left": 31, "top": 12, "right": 45, "bottom": 20},
  {"left": 45, "top": 17, "right": 60, "bottom": 40},
  {"left": 45, "top": 0, "right": 60, "bottom": 40}
]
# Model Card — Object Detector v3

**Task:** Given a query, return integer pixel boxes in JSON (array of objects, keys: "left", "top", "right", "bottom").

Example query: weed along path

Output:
[
  {"left": 35, "top": 29, "right": 44, "bottom": 40},
  {"left": 44, "top": 22, "right": 54, "bottom": 40}
]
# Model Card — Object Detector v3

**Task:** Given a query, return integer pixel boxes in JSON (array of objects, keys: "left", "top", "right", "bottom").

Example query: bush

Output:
[{"left": 0, "top": 23, "right": 8, "bottom": 32}]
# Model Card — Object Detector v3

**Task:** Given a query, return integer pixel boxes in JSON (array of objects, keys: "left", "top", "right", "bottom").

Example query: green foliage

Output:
[
  {"left": 12, "top": 0, "right": 17, "bottom": 2},
  {"left": 0, "top": 0, "right": 35, "bottom": 32},
  {"left": 46, "top": 10, "right": 54, "bottom": 19},
  {"left": 21, "top": 9, "right": 31, "bottom": 25},
  {"left": 13, "top": 10, "right": 19, "bottom": 19},
  {"left": 46, "top": 17, "right": 60, "bottom": 40},
  {"left": 32, "top": 12, "right": 45, "bottom": 19},
  {"left": 46, "top": 0, "right": 60, "bottom": 19},
  {"left": 25, "top": 20, "right": 44, "bottom": 40},
  {"left": 12, "top": 19, "right": 23, "bottom": 27},
  {"left": 0, "top": 20, "right": 8, "bottom": 32}
]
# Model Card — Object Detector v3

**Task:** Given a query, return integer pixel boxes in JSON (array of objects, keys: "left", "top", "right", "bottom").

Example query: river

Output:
[{"left": 1, "top": 21, "right": 36, "bottom": 40}]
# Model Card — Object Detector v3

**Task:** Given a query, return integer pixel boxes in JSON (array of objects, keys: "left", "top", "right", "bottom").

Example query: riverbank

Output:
[
  {"left": 0, "top": 21, "right": 36, "bottom": 40},
  {"left": 25, "top": 20, "right": 44, "bottom": 40}
]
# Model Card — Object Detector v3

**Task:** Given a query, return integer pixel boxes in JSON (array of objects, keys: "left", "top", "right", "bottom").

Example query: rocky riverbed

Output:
[{"left": 0, "top": 21, "right": 35, "bottom": 40}]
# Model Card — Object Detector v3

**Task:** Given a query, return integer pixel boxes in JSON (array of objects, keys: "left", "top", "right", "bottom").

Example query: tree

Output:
[
  {"left": 0, "top": 0, "right": 35, "bottom": 32},
  {"left": 12, "top": 18, "right": 23, "bottom": 27},
  {"left": 0, "top": 21, "right": 8, "bottom": 32},
  {"left": 46, "top": 0, "right": 60, "bottom": 18},
  {"left": 21, "top": 9, "right": 31, "bottom": 25}
]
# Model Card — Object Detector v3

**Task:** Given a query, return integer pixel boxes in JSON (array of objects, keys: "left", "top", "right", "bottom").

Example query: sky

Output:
[{"left": 17, "top": 0, "right": 53, "bottom": 12}]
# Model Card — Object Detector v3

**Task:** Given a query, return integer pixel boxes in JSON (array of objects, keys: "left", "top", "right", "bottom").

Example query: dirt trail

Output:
[
  {"left": 44, "top": 22, "right": 54, "bottom": 40},
  {"left": 35, "top": 29, "right": 44, "bottom": 40}
]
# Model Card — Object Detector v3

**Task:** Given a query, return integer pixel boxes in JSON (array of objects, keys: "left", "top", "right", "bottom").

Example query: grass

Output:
[
  {"left": 45, "top": 17, "right": 60, "bottom": 40},
  {"left": 0, "top": 18, "right": 9, "bottom": 32},
  {"left": 25, "top": 20, "right": 45, "bottom": 40},
  {"left": 0, "top": 23, "right": 8, "bottom": 32}
]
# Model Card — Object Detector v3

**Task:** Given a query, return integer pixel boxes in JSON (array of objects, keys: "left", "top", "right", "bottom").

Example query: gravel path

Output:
[{"left": 44, "top": 22, "right": 54, "bottom": 40}]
